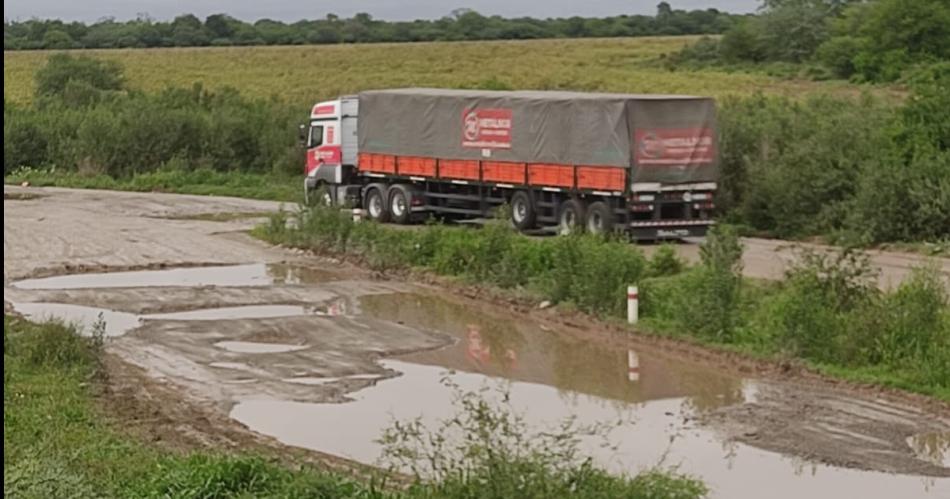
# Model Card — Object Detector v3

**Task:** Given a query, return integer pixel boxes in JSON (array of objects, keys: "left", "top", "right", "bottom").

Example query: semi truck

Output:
[{"left": 302, "top": 88, "right": 718, "bottom": 239}]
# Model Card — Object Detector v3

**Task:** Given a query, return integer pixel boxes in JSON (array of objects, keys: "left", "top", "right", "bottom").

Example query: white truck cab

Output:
[{"left": 303, "top": 97, "right": 358, "bottom": 202}]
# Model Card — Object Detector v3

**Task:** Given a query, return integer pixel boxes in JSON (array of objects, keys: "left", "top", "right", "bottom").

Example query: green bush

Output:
[
  {"left": 646, "top": 244, "right": 685, "bottom": 277},
  {"left": 641, "top": 225, "right": 742, "bottom": 341},
  {"left": 754, "top": 250, "right": 877, "bottom": 362},
  {"left": 815, "top": 36, "right": 864, "bottom": 78},
  {"left": 3, "top": 316, "right": 101, "bottom": 369},
  {"left": 717, "top": 94, "right": 896, "bottom": 239},
  {"left": 9, "top": 56, "right": 302, "bottom": 179},
  {"left": 35, "top": 53, "right": 125, "bottom": 99}
]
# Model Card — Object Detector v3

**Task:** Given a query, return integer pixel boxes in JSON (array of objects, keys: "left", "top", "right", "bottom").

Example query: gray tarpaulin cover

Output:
[{"left": 358, "top": 88, "right": 718, "bottom": 185}]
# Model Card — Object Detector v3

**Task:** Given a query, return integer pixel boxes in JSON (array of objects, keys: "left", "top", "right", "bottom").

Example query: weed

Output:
[{"left": 379, "top": 377, "right": 706, "bottom": 499}]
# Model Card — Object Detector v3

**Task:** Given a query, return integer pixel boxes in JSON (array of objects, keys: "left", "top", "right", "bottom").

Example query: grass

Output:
[
  {"left": 3, "top": 315, "right": 706, "bottom": 498},
  {"left": 5, "top": 167, "right": 301, "bottom": 202},
  {"left": 255, "top": 205, "right": 950, "bottom": 400},
  {"left": 3, "top": 37, "right": 891, "bottom": 108}
]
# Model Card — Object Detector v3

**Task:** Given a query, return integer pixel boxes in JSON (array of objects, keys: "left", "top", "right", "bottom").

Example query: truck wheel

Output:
[
  {"left": 364, "top": 186, "right": 390, "bottom": 223},
  {"left": 317, "top": 183, "right": 336, "bottom": 207},
  {"left": 389, "top": 185, "right": 412, "bottom": 225},
  {"left": 585, "top": 201, "right": 614, "bottom": 235},
  {"left": 510, "top": 191, "right": 536, "bottom": 232},
  {"left": 557, "top": 199, "right": 585, "bottom": 235}
]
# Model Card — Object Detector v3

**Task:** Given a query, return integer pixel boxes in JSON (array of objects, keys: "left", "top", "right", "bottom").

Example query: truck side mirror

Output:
[{"left": 298, "top": 124, "right": 307, "bottom": 145}]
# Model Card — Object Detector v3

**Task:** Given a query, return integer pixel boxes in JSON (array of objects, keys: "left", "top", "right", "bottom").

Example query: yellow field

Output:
[{"left": 4, "top": 37, "right": 887, "bottom": 107}]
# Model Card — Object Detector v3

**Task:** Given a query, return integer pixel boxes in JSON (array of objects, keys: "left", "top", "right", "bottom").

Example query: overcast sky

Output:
[{"left": 4, "top": 1, "right": 760, "bottom": 23}]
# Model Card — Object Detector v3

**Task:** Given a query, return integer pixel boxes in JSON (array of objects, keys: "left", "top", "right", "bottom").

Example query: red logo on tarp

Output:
[
  {"left": 462, "top": 108, "right": 512, "bottom": 149},
  {"left": 635, "top": 127, "right": 715, "bottom": 165}
]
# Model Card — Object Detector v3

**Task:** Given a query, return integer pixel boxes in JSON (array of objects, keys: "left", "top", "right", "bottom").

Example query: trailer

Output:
[{"left": 302, "top": 88, "right": 718, "bottom": 239}]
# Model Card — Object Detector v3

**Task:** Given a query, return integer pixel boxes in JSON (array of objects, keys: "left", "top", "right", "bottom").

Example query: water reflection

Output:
[
  {"left": 360, "top": 293, "right": 744, "bottom": 410},
  {"left": 266, "top": 263, "right": 337, "bottom": 285},
  {"left": 909, "top": 433, "right": 950, "bottom": 468}
]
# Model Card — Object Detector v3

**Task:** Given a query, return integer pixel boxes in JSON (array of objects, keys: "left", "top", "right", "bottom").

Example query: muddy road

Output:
[{"left": 4, "top": 186, "right": 949, "bottom": 499}]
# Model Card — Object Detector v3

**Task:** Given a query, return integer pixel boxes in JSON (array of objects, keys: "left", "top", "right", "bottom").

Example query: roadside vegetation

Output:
[
  {"left": 6, "top": 51, "right": 946, "bottom": 245},
  {"left": 3, "top": 315, "right": 705, "bottom": 498},
  {"left": 669, "top": 0, "right": 949, "bottom": 83},
  {"left": 255, "top": 206, "right": 950, "bottom": 399}
]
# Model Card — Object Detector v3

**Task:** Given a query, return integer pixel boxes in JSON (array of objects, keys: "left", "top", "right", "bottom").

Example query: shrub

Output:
[
  {"left": 641, "top": 225, "right": 742, "bottom": 341},
  {"left": 35, "top": 53, "right": 125, "bottom": 99},
  {"left": 719, "top": 19, "right": 764, "bottom": 63},
  {"left": 380, "top": 378, "right": 707, "bottom": 499},
  {"left": 815, "top": 36, "right": 864, "bottom": 78},
  {"left": 646, "top": 244, "right": 685, "bottom": 277},
  {"left": 717, "top": 94, "right": 895, "bottom": 239}
]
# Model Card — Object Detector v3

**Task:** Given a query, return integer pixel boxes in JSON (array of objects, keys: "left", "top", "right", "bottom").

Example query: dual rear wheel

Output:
[
  {"left": 363, "top": 184, "right": 414, "bottom": 224},
  {"left": 557, "top": 199, "right": 614, "bottom": 235}
]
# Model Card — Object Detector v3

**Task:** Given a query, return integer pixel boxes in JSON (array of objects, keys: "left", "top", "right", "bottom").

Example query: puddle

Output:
[
  {"left": 10, "top": 302, "right": 326, "bottom": 338},
  {"left": 233, "top": 360, "right": 949, "bottom": 499},
  {"left": 230, "top": 293, "right": 950, "bottom": 499},
  {"left": 145, "top": 305, "right": 313, "bottom": 321},
  {"left": 360, "top": 293, "right": 743, "bottom": 406},
  {"left": 12, "top": 302, "right": 140, "bottom": 337},
  {"left": 13, "top": 263, "right": 335, "bottom": 289},
  {"left": 909, "top": 433, "right": 950, "bottom": 468},
  {"left": 215, "top": 341, "right": 308, "bottom": 354}
]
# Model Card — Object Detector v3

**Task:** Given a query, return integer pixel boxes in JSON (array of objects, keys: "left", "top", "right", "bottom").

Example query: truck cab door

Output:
[{"left": 305, "top": 120, "right": 343, "bottom": 183}]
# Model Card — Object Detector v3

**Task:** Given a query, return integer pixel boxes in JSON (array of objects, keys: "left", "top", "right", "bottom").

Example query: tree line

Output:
[
  {"left": 3, "top": 3, "right": 745, "bottom": 50},
  {"left": 672, "top": 0, "right": 949, "bottom": 82}
]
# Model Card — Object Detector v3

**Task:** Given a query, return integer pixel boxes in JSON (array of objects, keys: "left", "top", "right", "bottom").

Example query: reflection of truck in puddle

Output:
[
  {"left": 466, "top": 325, "right": 517, "bottom": 369},
  {"left": 362, "top": 293, "right": 744, "bottom": 409}
]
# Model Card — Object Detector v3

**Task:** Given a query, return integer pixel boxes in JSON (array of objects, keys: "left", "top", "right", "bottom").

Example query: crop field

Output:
[{"left": 3, "top": 36, "right": 888, "bottom": 107}]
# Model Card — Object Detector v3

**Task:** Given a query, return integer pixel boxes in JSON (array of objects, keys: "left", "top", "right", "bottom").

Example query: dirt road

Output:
[
  {"left": 5, "top": 186, "right": 946, "bottom": 288},
  {"left": 4, "top": 186, "right": 949, "bottom": 499}
]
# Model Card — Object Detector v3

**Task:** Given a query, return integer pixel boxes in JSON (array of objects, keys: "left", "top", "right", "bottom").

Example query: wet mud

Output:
[{"left": 4, "top": 186, "right": 949, "bottom": 499}]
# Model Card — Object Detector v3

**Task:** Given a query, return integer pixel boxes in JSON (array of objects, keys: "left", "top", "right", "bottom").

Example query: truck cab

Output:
[{"left": 303, "top": 97, "right": 358, "bottom": 204}]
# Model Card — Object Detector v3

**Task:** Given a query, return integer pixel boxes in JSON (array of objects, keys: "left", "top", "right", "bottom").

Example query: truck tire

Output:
[
  {"left": 585, "top": 201, "right": 614, "bottom": 235},
  {"left": 557, "top": 199, "right": 585, "bottom": 235},
  {"left": 389, "top": 184, "right": 413, "bottom": 225},
  {"left": 310, "top": 183, "right": 334, "bottom": 207},
  {"left": 363, "top": 185, "right": 390, "bottom": 223},
  {"left": 510, "top": 191, "right": 536, "bottom": 232}
]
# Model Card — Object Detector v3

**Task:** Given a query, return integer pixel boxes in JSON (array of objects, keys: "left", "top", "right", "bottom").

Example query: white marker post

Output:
[
  {"left": 627, "top": 350, "right": 640, "bottom": 382},
  {"left": 352, "top": 209, "right": 364, "bottom": 223},
  {"left": 627, "top": 285, "right": 639, "bottom": 324}
]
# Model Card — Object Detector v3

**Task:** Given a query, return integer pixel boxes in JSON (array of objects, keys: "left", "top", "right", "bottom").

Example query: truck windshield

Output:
[{"left": 308, "top": 125, "right": 324, "bottom": 148}]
